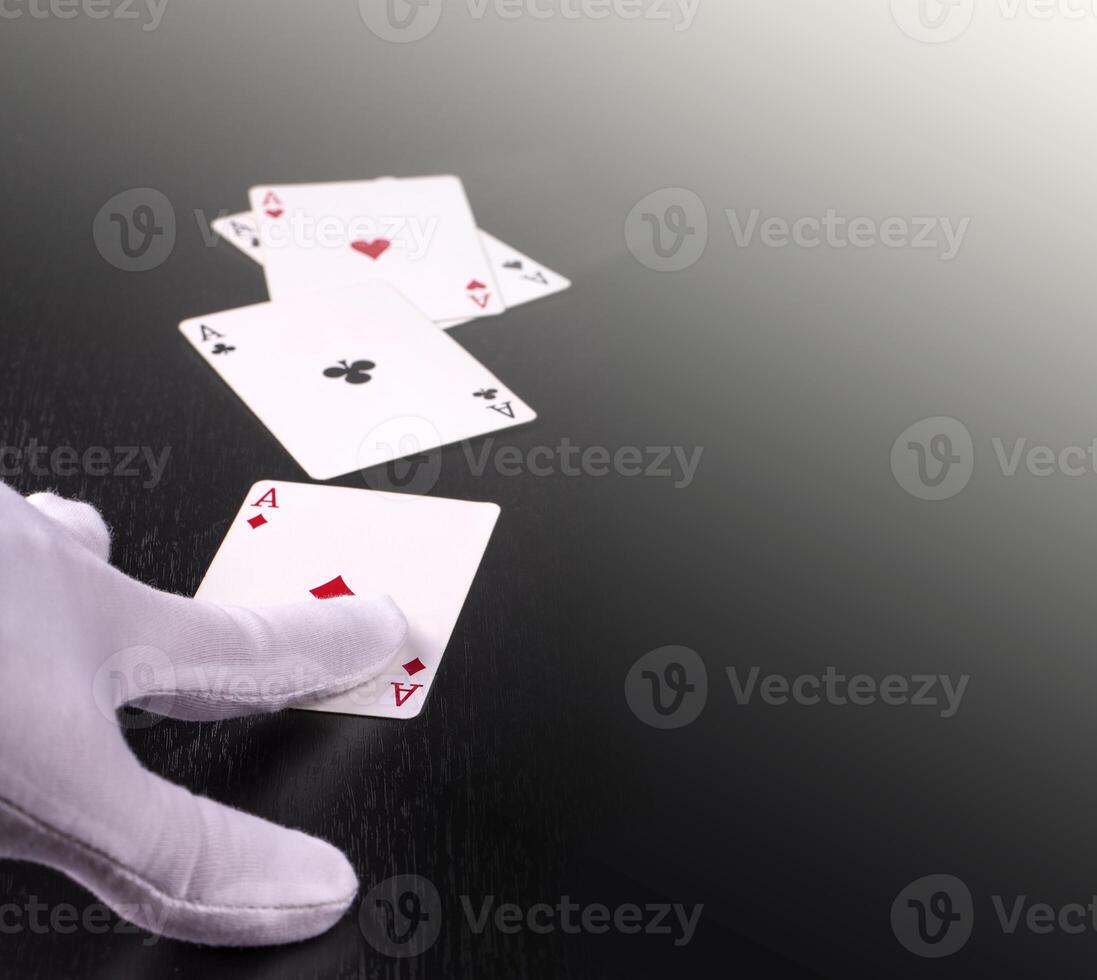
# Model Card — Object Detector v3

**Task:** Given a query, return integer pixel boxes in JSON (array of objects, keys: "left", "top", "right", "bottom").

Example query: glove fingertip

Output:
[{"left": 26, "top": 492, "right": 112, "bottom": 562}]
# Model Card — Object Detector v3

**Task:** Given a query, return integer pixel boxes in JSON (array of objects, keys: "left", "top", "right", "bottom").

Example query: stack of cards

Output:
[
  {"left": 183, "top": 175, "right": 572, "bottom": 718},
  {"left": 188, "top": 175, "right": 570, "bottom": 481}
]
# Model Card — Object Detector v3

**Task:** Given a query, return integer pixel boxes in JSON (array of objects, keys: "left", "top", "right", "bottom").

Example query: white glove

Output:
[{"left": 0, "top": 483, "right": 408, "bottom": 947}]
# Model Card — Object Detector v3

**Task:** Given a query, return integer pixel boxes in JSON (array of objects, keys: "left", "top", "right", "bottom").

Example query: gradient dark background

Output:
[{"left": 2, "top": 0, "right": 1095, "bottom": 976}]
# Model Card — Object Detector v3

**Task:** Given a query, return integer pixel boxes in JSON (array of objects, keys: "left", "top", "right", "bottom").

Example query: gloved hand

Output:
[{"left": 0, "top": 484, "right": 408, "bottom": 947}]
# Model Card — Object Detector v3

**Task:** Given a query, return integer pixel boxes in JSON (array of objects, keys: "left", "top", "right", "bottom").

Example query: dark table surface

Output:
[{"left": 3, "top": 2, "right": 1097, "bottom": 977}]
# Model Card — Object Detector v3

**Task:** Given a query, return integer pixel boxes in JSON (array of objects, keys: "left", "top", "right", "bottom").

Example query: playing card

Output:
[
  {"left": 436, "top": 231, "right": 571, "bottom": 328},
  {"left": 248, "top": 176, "right": 505, "bottom": 322},
  {"left": 213, "top": 212, "right": 571, "bottom": 329},
  {"left": 194, "top": 480, "right": 501, "bottom": 719},
  {"left": 210, "top": 212, "right": 263, "bottom": 263},
  {"left": 178, "top": 282, "right": 536, "bottom": 481}
]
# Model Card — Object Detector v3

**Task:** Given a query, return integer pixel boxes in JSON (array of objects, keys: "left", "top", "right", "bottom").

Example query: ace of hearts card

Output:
[{"left": 249, "top": 175, "right": 504, "bottom": 322}]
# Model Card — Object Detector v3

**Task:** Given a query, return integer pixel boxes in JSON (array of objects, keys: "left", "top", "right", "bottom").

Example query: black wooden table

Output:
[{"left": 3, "top": 4, "right": 1095, "bottom": 977}]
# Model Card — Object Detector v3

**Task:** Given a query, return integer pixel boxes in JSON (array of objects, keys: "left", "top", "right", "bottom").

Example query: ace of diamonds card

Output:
[{"left": 194, "top": 481, "right": 501, "bottom": 719}]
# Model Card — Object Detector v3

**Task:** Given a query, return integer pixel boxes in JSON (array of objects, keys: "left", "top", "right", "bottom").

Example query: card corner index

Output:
[{"left": 244, "top": 478, "right": 283, "bottom": 500}]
